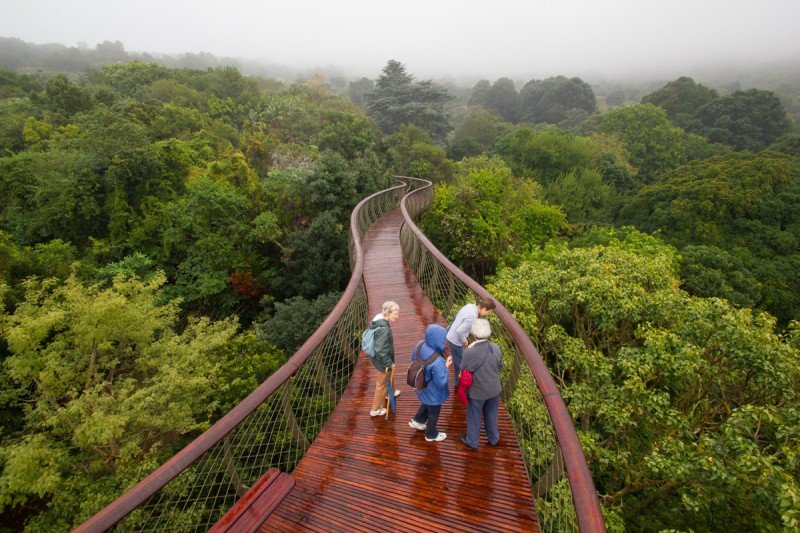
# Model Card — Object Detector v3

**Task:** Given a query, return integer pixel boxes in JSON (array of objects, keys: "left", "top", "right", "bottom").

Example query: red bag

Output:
[
  {"left": 456, "top": 344, "right": 493, "bottom": 404},
  {"left": 456, "top": 369, "right": 473, "bottom": 405}
]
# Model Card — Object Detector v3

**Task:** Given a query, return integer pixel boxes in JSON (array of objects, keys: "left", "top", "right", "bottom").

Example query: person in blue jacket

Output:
[{"left": 408, "top": 324, "right": 452, "bottom": 442}]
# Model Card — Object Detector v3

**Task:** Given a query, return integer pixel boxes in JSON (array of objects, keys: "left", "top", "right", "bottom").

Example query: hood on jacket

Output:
[{"left": 420, "top": 324, "right": 447, "bottom": 360}]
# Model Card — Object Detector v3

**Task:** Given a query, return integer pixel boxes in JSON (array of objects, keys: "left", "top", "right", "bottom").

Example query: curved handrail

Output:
[
  {"left": 397, "top": 176, "right": 605, "bottom": 532},
  {"left": 75, "top": 180, "right": 409, "bottom": 532}
]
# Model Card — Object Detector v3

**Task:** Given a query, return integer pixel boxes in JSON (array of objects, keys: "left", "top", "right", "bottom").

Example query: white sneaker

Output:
[
  {"left": 385, "top": 390, "right": 402, "bottom": 399},
  {"left": 408, "top": 419, "right": 427, "bottom": 431},
  {"left": 425, "top": 432, "right": 447, "bottom": 442},
  {"left": 370, "top": 408, "right": 387, "bottom": 417}
]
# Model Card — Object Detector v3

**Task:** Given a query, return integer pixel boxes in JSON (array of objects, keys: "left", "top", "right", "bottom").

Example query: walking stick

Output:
[{"left": 385, "top": 367, "right": 396, "bottom": 420}]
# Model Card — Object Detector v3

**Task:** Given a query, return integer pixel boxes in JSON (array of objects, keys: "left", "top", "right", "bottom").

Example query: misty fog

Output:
[{"left": 3, "top": 0, "right": 799, "bottom": 84}]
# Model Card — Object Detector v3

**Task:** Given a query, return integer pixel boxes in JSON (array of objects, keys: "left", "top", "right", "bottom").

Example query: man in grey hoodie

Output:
[{"left": 446, "top": 298, "right": 495, "bottom": 388}]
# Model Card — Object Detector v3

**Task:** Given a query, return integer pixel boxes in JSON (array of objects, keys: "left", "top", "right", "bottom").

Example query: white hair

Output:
[
  {"left": 471, "top": 318, "right": 491, "bottom": 339},
  {"left": 381, "top": 300, "right": 399, "bottom": 316}
]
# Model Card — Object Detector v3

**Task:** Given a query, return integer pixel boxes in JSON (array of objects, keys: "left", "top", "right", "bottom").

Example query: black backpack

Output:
[{"left": 406, "top": 340, "right": 441, "bottom": 392}]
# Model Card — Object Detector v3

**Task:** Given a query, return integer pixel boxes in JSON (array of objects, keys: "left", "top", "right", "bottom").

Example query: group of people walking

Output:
[{"left": 366, "top": 298, "right": 500, "bottom": 450}]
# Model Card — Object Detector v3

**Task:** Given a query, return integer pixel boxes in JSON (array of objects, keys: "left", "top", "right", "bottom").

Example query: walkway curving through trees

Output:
[{"left": 262, "top": 208, "right": 540, "bottom": 531}]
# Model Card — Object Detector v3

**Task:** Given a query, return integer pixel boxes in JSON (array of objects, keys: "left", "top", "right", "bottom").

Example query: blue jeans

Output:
[
  {"left": 464, "top": 395, "right": 500, "bottom": 448},
  {"left": 448, "top": 340, "right": 464, "bottom": 388},
  {"left": 413, "top": 403, "right": 442, "bottom": 440}
]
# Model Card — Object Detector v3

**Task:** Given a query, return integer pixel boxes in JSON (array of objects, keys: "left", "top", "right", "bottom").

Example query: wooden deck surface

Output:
[{"left": 263, "top": 209, "right": 540, "bottom": 532}]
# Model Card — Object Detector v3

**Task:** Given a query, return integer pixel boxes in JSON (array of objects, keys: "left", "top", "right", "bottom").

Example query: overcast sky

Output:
[{"left": 3, "top": 0, "right": 800, "bottom": 81}]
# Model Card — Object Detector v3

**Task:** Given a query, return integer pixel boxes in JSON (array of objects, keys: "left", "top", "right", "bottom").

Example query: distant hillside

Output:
[{"left": 0, "top": 36, "right": 348, "bottom": 83}]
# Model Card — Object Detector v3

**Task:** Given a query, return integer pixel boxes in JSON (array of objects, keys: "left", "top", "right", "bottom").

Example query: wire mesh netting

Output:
[
  {"left": 399, "top": 180, "right": 582, "bottom": 532},
  {"left": 105, "top": 183, "right": 408, "bottom": 532}
]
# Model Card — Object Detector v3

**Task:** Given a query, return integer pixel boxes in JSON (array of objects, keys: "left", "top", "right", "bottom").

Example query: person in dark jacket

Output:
[
  {"left": 408, "top": 324, "right": 452, "bottom": 442},
  {"left": 459, "top": 318, "right": 503, "bottom": 450},
  {"left": 369, "top": 301, "right": 401, "bottom": 417}
]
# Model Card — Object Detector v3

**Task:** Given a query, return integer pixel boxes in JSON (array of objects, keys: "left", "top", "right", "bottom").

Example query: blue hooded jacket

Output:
[{"left": 413, "top": 324, "right": 449, "bottom": 405}]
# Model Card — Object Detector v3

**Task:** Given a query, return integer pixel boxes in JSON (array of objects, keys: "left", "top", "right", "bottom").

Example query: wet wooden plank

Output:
[
  {"left": 210, "top": 468, "right": 295, "bottom": 532},
  {"left": 262, "top": 209, "right": 540, "bottom": 532}
]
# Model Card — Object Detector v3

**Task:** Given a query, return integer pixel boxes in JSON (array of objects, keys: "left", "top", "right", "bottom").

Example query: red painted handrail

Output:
[
  {"left": 398, "top": 176, "right": 606, "bottom": 533},
  {"left": 75, "top": 181, "right": 407, "bottom": 532}
]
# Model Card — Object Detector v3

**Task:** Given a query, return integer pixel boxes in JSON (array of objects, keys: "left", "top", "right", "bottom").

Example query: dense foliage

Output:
[
  {"left": 1, "top": 45, "right": 799, "bottom": 532},
  {"left": 0, "top": 60, "right": 395, "bottom": 530},
  {"left": 419, "top": 156, "right": 566, "bottom": 280},
  {"left": 620, "top": 151, "right": 800, "bottom": 324},
  {"left": 519, "top": 76, "right": 597, "bottom": 126},
  {"left": 489, "top": 229, "right": 800, "bottom": 531}
]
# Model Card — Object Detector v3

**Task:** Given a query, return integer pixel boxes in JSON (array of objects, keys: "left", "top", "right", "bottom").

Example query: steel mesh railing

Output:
[
  {"left": 76, "top": 180, "right": 410, "bottom": 532},
  {"left": 398, "top": 176, "right": 605, "bottom": 533}
]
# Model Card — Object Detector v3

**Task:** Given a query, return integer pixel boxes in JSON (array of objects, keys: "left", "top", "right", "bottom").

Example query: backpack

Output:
[
  {"left": 361, "top": 326, "right": 379, "bottom": 358},
  {"left": 406, "top": 341, "right": 440, "bottom": 392}
]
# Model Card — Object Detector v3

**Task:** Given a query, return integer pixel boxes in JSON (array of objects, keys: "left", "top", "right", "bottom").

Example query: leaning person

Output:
[
  {"left": 369, "top": 301, "right": 401, "bottom": 417},
  {"left": 408, "top": 324, "right": 452, "bottom": 442},
  {"left": 446, "top": 297, "right": 495, "bottom": 388},
  {"left": 460, "top": 318, "right": 502, "bottom": 450}
]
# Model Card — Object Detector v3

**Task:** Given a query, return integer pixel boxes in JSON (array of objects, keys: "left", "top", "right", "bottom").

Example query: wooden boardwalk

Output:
[{"left": 263, "top": 209, "right": 540, "bottom": 532}]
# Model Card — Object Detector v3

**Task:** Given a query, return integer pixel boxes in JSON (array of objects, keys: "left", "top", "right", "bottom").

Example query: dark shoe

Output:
[
  {"left": 460, "top": 434, "right": 477, "bottom": 450},
  {"left": 488, "top": 440, "right": 500, "bottom": 446}
]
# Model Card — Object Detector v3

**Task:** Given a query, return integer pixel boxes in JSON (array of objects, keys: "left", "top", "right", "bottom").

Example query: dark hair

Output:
[{"left": 477, "top": 297, "right": 496, "bottom": 311}]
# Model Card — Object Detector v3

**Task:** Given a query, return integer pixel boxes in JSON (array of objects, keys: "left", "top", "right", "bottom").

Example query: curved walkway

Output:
[{"left": 264, "top": 209, "right": 540, "bottom": 532}]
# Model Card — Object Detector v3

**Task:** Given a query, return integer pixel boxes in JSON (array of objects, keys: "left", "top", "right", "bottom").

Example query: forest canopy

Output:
[{"left": 1, "top": 44, "right": 799, "bottom": 532}]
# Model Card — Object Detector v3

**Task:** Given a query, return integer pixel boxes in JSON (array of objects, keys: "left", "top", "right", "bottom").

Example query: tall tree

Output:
[
  {"left": 519, "top": 76, "right": 596, "bottom": 125},
  {"left": 641, "top": 76, "right": 718, "bottom": 130},
  {"left": 689, "top": 88, "right": 793, "bottom": 151},
  {"left": 467, "top": 79, "right": 492, "bottom": 108},
  {"left": 366, "top": 60, "right": 453, "bottom": 142},
  {"left": 473, "top": 77, "right": 519, "bottom": 122}
]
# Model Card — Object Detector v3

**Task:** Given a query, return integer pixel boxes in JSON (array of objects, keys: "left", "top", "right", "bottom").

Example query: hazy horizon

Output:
[{"left": 3, "top": 0, "right": 800, "bottom": 84}]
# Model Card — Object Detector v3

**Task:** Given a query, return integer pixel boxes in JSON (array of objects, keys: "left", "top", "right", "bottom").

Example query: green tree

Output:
[
  {"left": 620, "top": 151, "right": 800, "bottom": 323},
  {"left": 0, "top": 273, "right": 243, "bottom": 530},
  {"left": 596, "top": 103, "right": 692, "bottom": 181},
  {"left": 256, "top": 291, "right": 342, "bottom": 353},
  {"left": 641, "top": 76, "right": 718, "bottom": 130},
  {"left": 689, "top": 88, "right": 794, "bottom": 151},
  {"left": 347, "top": 77, "right": 374, "bottom": 108},
  {"left": 0, "top": 97, "right": 34, "bottom": 154},
  {"left": 270, "top": 211, "right": 349, "bottom": 300},
  {"left": 476, "top": 77, "right": 519, "bottom": 122},
  {"left": 420, "top": 156, "right": 565, "bottom": 280},
  {"left": 770, "top": 132, "right": 800, "bottom": 157},
  {"left": 0, "top": 67, "right": 40, "bottom": 99},
  {"left": 488, "top": 229, "right": 800, "bottom": 531},
  {"left": 467, "top": 79, "right": 492, "bottom": 108},
  {"left": 384, "top": 125, "right": 455, "bottom": 182},
  {"left": 496, "top": 126, "right": 599, "bottom": 183},
  {"left": 519, "top": 76, "right": 596, "bottom": 125},
  {"left": 678, "top": 245, "right": 762, "bottom": 309},
  {"left": 448, "top": 107, "right": 508, "bottom": 160},
  {"left": 366, "top": 60, "right": 453, "bottom": 142},
  {"left": 31, "top": 74, "right": 93, "bottom": 122},
  {"left": 542, "top": 168, "right": 616, "bottom": 226},
  {"left": 147, "top": 177, "right": 254, "bottom": 315}
]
